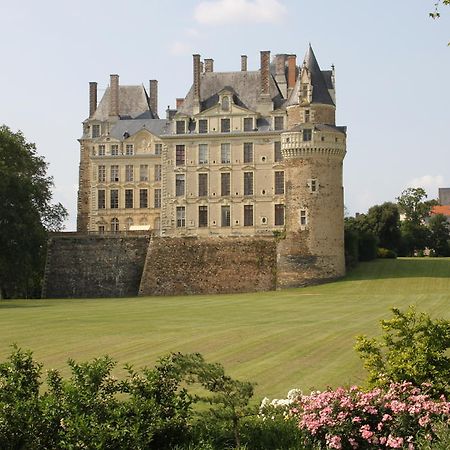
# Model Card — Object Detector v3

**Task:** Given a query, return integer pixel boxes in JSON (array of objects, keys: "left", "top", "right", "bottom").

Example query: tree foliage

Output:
[
  {"left": 0, "top": 125, "right": 67, "bottom": 298},
  {"left": 355, "top": 307, "right": 450, "bottom": 397},
  {"left": 428, "top": 213, "right": 450, "bottom": 256}
]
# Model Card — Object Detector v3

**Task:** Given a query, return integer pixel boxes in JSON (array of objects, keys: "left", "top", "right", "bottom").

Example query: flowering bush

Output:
[{"left": 288, "top": 382, "right": 450, "bottom": 449}]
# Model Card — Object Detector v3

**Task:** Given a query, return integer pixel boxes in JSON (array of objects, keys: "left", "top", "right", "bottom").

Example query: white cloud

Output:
[
  {"left": 185, "top": 27, "right": 201, "bottom": 38},
  {"left": 194, "top": 0, "right": 286, "bottom": 25},
  {"left": 404, "top": 175, "right": 445, "bottom": 198},
  {"left": 169, "top": 40, "right": 192, "bottom": 56}
]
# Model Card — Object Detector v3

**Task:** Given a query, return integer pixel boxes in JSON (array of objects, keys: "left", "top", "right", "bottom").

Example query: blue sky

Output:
[{"left": 1, "top": 0, "right": 449, "bottom": 230}]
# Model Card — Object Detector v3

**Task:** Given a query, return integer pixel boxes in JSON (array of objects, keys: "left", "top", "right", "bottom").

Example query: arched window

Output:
[
  {"left": 221, "top": 96, "right": 229, "bottom": 111},
  {"left": 111, "top": 217, "right": 120, "bottom": 233},
  {"left": 126, "top": 217, "right": 133, "bottom": 230}
]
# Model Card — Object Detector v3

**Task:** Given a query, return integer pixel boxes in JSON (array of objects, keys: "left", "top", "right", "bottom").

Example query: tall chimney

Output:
[
  {"left": 176, "top": 98, "right": 185, "bottom": 110},
  {"left": 204, "top": 58, "right": 214, "bottom": 73},
  {"left": 241, "top": 55, "right": 247, "bottom": 71},
  {"left": 109, "top": 74, "right": 119, "bottom": 117},
  {"left": 193, "top": 54, "right": 201, "bottom": 114},
  {"left": 89, "top": 82, "right": 97, "bottom": 117},
  {"left": 287, "top": 55, "right": 297, "bottom": 90},
  {"left": 260, "top": 50, "right": 270, "bottom": 96},
  {"left": 275, "top": 54, "right": 286, "bottom": 76},
  {"left": 149, "top": 79, "right": 158, "bottom": 117},
  {"left": 275, "top": 54, "right": 287, "bottom": 97}
]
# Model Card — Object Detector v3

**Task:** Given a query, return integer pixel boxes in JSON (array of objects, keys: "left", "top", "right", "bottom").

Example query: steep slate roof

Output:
[
  {"left": 286, "top": 45, "right": 335, "bottom": 107},
  {"left": 91, "top": 85, "right": 157, "bottom": 121},
  {"left": 178, "top": 71, "right": 284, "bottom": 115},
  {"left": 109, "top": 119, "right": 170, "bottom": 139}
]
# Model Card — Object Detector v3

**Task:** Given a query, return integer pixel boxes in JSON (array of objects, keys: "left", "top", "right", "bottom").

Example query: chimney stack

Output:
[
  {"left": 241, "top": 55, "right": 247, "bottom": 71},
  {"left": 275, "top": 54, "right": 287, "bottom": 98},
  {"left": 89, "top": 81, "right": 97, "bottom": 117},
  {"left": 260, "top": 50, "right": 270, "bottom": 96},
  {"left": 109, "top": 74, "right": 119, "bottom": 117},
  {"left": 204, "top": 58, "right": 214, "bottom": 73},
  {"left": 149, "top": 79, "right": 158, "bottom": 117},
  {"left": 176, "top": 98, "right": 185, "bottom": 110},
  {"left": 193, "top": 54, "right": 201, "bottom": 114},
  {"left": 275, "top": 54, "right": 286, "bottom": 76},
  {"left": 287, "top": 55, "right": 297, "bottom": 90}
]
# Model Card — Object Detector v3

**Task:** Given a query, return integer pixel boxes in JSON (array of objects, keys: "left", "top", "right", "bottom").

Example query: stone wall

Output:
[
  {"left": 139, "top": 237, "right": 277, "bottom": 296},
  {"left": 42, "top": 234, "right": 150, "bottom": 298}
]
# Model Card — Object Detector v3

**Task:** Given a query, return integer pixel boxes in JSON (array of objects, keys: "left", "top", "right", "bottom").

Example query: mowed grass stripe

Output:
[{"left": 1, "top": 258, "right": 450, "bottom": 399}]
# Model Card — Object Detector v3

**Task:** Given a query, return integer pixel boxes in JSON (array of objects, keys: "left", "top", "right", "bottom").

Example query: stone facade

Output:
[{"left": 72, "top": 45, "right": 347, "bottom": 293}]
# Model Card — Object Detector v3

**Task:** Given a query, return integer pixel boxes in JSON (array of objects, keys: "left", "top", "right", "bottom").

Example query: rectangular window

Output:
[
  {"left": 305, "top": 109, "right": 310, "bottom": 123},
  {"left": 274, "top": 171, "right": 285, "bottom": 195},
  {"left": 243, "top": 142, "right": 253, "bottom": 163},
  {"left": 198, "top": 173, "right": 208, "bottom": 197},
  {"left": 221, "top": 205, "right": 230, "bottom": 227},
  {"left": 244, "top": 172, "right": 253, "bottom": 196},
  {"left": 309, "top": 178, "right": 318, "bottom": 192},
  {"left": 98, "top": 165, "right": 106, "bottom": 182},
  {"left": 275, "top": 204, "right": 285, "bottom": 226},
  {"left": 154, "top": 189, "right": 161, "bottom": 208},
  {"left": 198, "top": 206, "right": 208, "bottom": 228},
  {"left": 98, "top": 144, "right": 105, "bottom": 156},
  {"left": 139, "top": 164, "right": 148, "bottom": 181},
  {"left": 176, "top": 121, "right": 186, "bottom": 134},
  {"left": 125, "top": 144, "right": 134, "bottom": 155},
  {"left": 244, "top": 205, "right": 253, "bottom": 226},
  {"left": 198, "top": 144, "right": 208, "bottom": 164},
  {"left": 111, "top": 144, "right": 119, "bottom": 156},
  {"left": 98, "top": 190, "right": 106, "bottom": 209},
  {"left": 303, "top": 129, "right": 312, "bottom": 141},
  {"left": 274, "top": 141, "right": 282, "bottom": 162},
  {"left": 221, "top": 118, "right": 230, "bottom": 133},
  {"left": 221, "top": 143, "right": 231, "bottom": 164},
  {"left": 155, "top": 143, "right": 162, "bottom": 155},
  {"left": 98, "top": 225, "right": 105, "bottom": 234},
  {"left": 110, "top": 165, "right": 119, "bottom": 182},
  {"left": 92, "top": 124, "right": 100, "bottom": 138},
  {"left": 154, "top": 164, "right": 161, "bottom": 182},
  {"left": 300, "top": 209, "right": 308, "bottom": 226},
  {"left": 175, "top": 174, "right": 185, "bottom": 196},
  {"left": 110, "top": 189, "right": 119, "bottom": 209},
  {"left": 139, "top": 189, "right": 148, "bottom": 208},
  {"left": 198, "top": 119, "right": 208, "bottom": 134},
  {"left": 221, "top": 172, "right": 230, "bottom": 197},
  {"left": 274, "top": 116, "right": 284, "bottom": 130},
  {"left": 176, "top": 206, "right": 186, "bottom": 227},
  {"left": 243, "top": 117, "right": 253, "bottom": 132},
  {"left": 125, "top": 165, "right": 134, "bottom": 182},
  {"left": 176, "top": 145, "right": 185, "bottom": 166},
  {"left": 125, "top": 189, "right": 133, "bottom": 208}
]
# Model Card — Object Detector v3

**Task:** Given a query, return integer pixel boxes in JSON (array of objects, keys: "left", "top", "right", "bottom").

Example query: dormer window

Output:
[
  {"left": 221, "top": 96, "right": 230, "bottom": 111},
  {"left": 176, "top": 120, "right": 186, "bottom": 134},
  {"left": 300, "top": 84, "right": 312, "bottom": 103},
  {"left": 221, "top": 118, "right": 230, "bottom": 133},
  {"left": 303, "top": 129, "right": 312, "bottom": 142},
  {"left": 274, "top": 116, "right": 284, "bottom": 131},
  {"left": 243, "top": 117, "right": 253, "bottom": 131},
  {"left": 92, "top": 124, "right": 100, "bottom": 138}
]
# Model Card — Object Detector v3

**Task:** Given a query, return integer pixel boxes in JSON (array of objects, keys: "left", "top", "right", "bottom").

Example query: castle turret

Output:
[{"left": 277, "top": 45, "right": 346, "bottom": 287}]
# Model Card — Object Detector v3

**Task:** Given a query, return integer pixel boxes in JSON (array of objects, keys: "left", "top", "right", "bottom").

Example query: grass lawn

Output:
[{"left": 1, "top": 258, "right": 450, "bottom": 400}]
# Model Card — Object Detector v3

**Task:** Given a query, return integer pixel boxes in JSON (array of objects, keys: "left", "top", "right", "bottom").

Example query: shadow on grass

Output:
[
  {"left": 0, "top": 300, "right": 52, "bottom": 309},
  {"left": 343, "top": 258, "right": 450, "bottom": 281}
]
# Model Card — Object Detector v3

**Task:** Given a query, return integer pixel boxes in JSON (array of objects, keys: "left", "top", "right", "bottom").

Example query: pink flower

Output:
[
  {"left": 326, "top": 434, "right": 342, "bottom": 449},
  {"left": 386, "top": 435, "right": 404, "bottom": 448},
  {"left": 418, "top": 415, "right": 430, "bottom": 427}
]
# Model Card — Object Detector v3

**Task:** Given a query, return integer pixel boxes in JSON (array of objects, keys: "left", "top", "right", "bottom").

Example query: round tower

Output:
[{"left": 277, "top": 46, "right": 347, "bottom": 288}]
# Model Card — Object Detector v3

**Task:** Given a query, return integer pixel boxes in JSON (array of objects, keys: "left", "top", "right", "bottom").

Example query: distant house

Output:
[{"left": 430, "top": 188, "right": 450, "bottom": 223}]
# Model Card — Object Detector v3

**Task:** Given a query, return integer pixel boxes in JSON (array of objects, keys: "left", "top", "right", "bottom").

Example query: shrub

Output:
[
  {"left": 377, "top": 247, "right": 397, "bottom": 259},
  {"left": 355, "top": 307, "right": 450, "bottom": 397},
  {"left": 291, "top": 382, "right": 450, "bottom": 449}
]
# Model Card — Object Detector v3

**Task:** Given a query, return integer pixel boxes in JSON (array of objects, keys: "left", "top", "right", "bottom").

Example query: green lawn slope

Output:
[{"left": 1, "top": 258, "right": 449, "bottom": 399}]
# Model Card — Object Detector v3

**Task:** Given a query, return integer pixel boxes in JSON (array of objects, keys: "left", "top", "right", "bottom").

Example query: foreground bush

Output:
[{"left": 283, "top": 382, "right": 450, "bottom": 449}]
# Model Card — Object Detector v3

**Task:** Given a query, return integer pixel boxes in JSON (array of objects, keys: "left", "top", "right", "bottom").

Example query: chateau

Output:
[{"left": 44, "top": 45, "right": 347, "bottom": 298}]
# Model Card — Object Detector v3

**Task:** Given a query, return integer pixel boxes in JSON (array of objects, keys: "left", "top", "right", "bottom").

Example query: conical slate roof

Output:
[{"left": 286, "top": 45, "right": 335, "bottom": 107}]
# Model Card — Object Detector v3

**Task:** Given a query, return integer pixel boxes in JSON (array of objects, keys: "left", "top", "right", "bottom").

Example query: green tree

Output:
[
  {"left": 396, "top": 187, "right": 436, "bottom": 256},
  {"left": 0, "top": 125, "right": 67, "bottom": 298},
  {"left": 428, "top": 213, "right": 450, "bottom": 256},
  {"left": 355, "top": 307, "right": 450, "bottom": 397},
  {"left": 364, "top": 202, "right": 401, "bottom": 253}
]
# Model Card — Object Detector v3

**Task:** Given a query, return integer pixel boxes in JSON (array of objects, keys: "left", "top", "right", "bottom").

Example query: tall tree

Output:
[
  {"left": 364, "top": 202, "right": 401, "bottom": 252},
  {"left": 428, "top": 213, "right": 450, "bottom": 256},
  {"left": 0, "top": 125, "right": 67, "bottom": 298}
]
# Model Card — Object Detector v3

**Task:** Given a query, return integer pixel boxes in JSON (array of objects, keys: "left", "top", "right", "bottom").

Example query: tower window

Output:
[
  {"left": 305, "top": 109, "right": 310, "bottom": 123},
  {"left": 300, "top": 209, "right": 308, "bottom": 226},
  {"left": 309, "top": 178, "right": 319, "bottom": 193}
]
